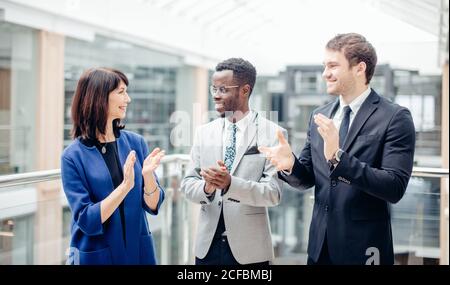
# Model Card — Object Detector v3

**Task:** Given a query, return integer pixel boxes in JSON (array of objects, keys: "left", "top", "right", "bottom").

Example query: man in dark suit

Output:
[{"left": 259, "top": 33, "right": 416, "bottom": 265}]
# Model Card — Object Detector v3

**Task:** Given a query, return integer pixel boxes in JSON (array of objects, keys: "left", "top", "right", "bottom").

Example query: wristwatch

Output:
[{"left": 328, "top": 149, "right": 344, "bottom": 165}]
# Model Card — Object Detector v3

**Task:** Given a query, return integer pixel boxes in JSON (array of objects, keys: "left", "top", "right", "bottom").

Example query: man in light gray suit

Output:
[{"left": 181, "top": 58, "right": 287, "bottom": 265}]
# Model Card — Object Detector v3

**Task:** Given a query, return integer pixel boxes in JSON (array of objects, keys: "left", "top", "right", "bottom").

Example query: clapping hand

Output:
[
  {"left": 122, "top": 151, "right": 136, "bottom": 191},
  {"left": 200, "top": 160, "right": 230, "bottom": 193},
  {"left": 142, "top": 147, "right": 165, "bottom": 179},
  {"left": 313, "top": 113, "right": 339, "bottom": 161},
  {"left": 258, "top": 129, "right": 295, "bottom": 171}
]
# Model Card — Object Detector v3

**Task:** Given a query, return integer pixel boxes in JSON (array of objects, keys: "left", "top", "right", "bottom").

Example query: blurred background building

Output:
[{"left": 0, "top": 0, "right": 448, "bottom": 265}]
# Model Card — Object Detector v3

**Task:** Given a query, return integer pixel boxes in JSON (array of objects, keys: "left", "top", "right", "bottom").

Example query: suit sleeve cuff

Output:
[
  {"left": 221, "top": 176, "right": 238, "bottom": 198},
  {"left": 203, "top": 182, "right": 216, "bottom": 201},
  {"left": 78, "top": 202, "right": 104, "bottom": 236},
  {"left": 329, "top": 152, "right": 347, "bottom": 178}
]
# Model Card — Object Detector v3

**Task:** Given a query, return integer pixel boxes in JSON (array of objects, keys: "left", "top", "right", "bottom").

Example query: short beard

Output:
[{"left": 218, "top": 97, "right": 239, "bottom": 118}]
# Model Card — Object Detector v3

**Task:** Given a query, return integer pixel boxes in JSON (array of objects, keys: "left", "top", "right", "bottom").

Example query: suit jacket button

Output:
[
  {"left": 325, "top": 205, "right": 329, "bottom": 212},
  {"left": 218, "top": 201, "right": 222, "bottom": 207},
  {"left": 331, "top": 180, "right": 337, "bottom": 187}
]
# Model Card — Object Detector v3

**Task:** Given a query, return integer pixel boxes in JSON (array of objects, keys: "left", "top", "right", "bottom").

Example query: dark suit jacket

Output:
[{"left": 280, "top": 90, "right": 415, "bottom": 265}]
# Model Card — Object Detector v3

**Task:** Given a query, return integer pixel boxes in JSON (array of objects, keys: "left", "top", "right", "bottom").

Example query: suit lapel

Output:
[
  {"left": 230, "top": 113, "right": 257, "bottom": 175},
  {"left": 342, "top": 90, "right": 380, "bottom": 151},
  {"left": 115, "top": 134, "right": 132, "bottom": 250},
  {"left": 326, "top": 99, "right": 340, "bottom": 119}
]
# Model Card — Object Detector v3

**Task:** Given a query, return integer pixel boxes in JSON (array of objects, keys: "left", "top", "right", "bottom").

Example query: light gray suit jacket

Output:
[{"left": 181, "top": 112, "right": 287, "bottom": 264}]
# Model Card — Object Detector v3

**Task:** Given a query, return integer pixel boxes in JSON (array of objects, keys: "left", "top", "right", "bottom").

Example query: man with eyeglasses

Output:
[{"left": 181, "top": 58, "right": 287, "bottom": 265}]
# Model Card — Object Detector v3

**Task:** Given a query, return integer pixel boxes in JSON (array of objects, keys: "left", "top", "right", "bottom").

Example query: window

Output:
[
  {"left": 0, "top": 23, "right": 38, "bottom": 175},
  {"left": 64, "top": 36, "right": 182, "bottom": 153}
]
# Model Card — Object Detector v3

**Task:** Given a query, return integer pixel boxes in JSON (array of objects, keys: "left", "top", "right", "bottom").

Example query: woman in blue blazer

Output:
[{"left": 61, "top": 68, "right": 165, "bottom": 265}]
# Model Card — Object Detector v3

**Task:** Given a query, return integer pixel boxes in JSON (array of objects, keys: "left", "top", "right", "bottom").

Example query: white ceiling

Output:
[
  {"left": 138, "top": 0, "right": 444, "bottom": 74},
  {"left": 1, "top": 0, "right": 445, "bottom": 74}
]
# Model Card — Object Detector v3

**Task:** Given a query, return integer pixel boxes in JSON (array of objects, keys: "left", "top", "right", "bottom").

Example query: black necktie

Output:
[{"left": 339, "top": 106, "right": 352, "bottom": 147}]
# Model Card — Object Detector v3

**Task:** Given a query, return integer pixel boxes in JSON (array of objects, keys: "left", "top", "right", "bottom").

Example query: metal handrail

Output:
[
  {"left": 0, "top": 169, "right": 61, "bottom": 188},
  {"left": 0, "top": 154, "right": 191, "bottom": 189},
  {"left": 412, "top": 167, "right": 449, "bottom": 178},
  {"left": 0, "top": 157, "right": 448, "bottom": 189}
]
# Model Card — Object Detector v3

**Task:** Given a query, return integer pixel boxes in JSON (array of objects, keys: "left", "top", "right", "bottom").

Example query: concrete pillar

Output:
[
  {"left": 174, "top": 65, "right": 209, "bottom": 264},
  {"left": 0, "top": 69, "right": 11, "bottom": 173},
  {"left": 173, "top": 66, "right": 209, "bottom": 153},
  {"left": 34, "top": 30, "right": 64, "bottom": 264},
  {"left": 441, "top": 61, "right": 449, "bottom": 265}
]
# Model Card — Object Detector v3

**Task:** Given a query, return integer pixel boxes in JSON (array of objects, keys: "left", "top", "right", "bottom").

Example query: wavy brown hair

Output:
[
  {"left": 326, "top": 33, "right": 377, "bottom": 84},
  {"left": 71, "top": 68, "right": 129, "bottom": 140}
]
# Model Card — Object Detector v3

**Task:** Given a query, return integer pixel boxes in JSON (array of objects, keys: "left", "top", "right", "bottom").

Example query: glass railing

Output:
[
  {"left": 0, "top": 181, "right": 68, "bottom": 264},
  {"left": 269, "top": 168, "right": 449, "bottom": 265},
  {"left": 0, "top": 155, "right": 448, "bottom": 265},
  {"left": 0, "top": 154, "right": 194, "bottom": 265}
]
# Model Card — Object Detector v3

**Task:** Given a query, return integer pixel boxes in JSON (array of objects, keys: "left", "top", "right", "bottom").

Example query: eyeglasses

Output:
[{"left": 209, "top": 85, "right": 239, "bottom": 96}]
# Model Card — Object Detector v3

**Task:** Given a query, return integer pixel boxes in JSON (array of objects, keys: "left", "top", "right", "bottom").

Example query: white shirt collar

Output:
[
  {"left": 339, "top": 86, "right": 371, "bottom": 115},
  {"left": 224, "top": 110, "right": 253, "bottom": 132}
]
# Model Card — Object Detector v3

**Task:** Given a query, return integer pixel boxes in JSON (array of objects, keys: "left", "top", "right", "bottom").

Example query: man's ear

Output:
[
  {"left": 241, "top": 84, "right": 251, "bottom": 96},
  {"left": 356, "top": 61, "right": 367, "bottom": 76}
]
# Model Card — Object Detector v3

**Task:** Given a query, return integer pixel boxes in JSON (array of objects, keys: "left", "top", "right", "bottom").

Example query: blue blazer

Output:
[
  {"left": 61, "top": 130, "right": 165, "bottom": 265},
  {"left": 280, "top": 90, "right": 415, "bottom": 264}
]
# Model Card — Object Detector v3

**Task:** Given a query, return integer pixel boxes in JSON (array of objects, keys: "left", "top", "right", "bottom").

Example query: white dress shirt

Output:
[{"left": 333, "top": 86, "right": 372, "bottom": 129}]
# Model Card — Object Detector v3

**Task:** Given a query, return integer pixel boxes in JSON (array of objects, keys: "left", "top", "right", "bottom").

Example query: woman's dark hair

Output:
[{"left": 71, "top": 67, "right": 128, "bottom": 140}]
